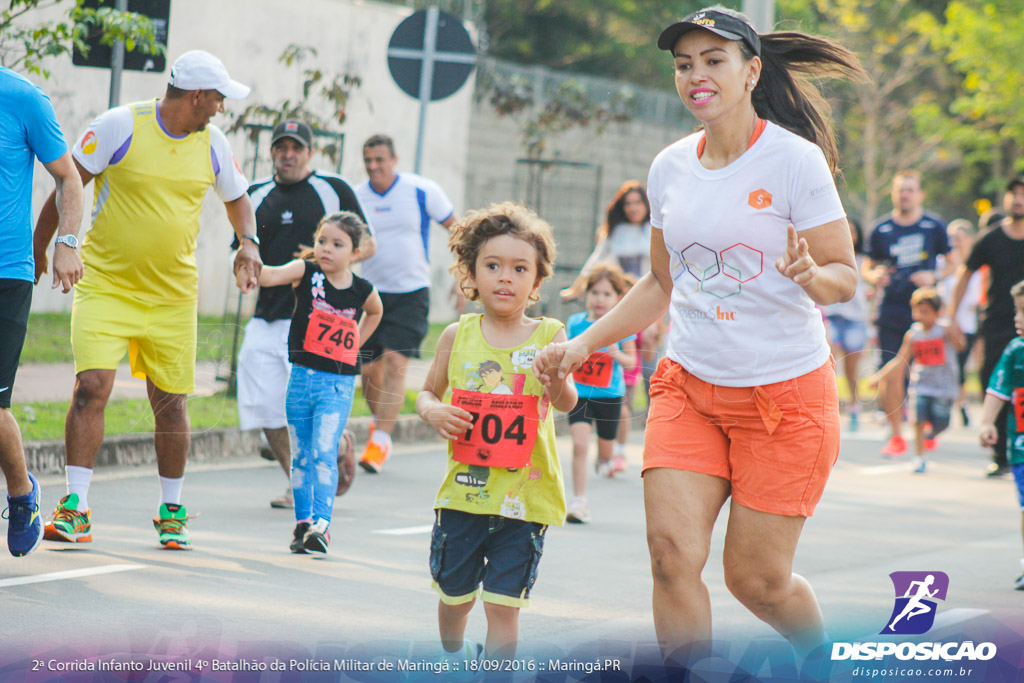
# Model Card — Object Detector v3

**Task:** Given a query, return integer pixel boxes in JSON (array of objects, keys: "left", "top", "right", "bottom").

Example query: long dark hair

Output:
[
  {"left": 599, "top": 180, "right": 650, "bottom": 241},
  {"left": 711, "top": 7, "right": 867, "bottom": 172}
]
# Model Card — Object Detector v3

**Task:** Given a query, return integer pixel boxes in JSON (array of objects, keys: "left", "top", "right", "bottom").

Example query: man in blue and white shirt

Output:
[{"left": 355, "top": 134, "right": 456, "bottom": 473}]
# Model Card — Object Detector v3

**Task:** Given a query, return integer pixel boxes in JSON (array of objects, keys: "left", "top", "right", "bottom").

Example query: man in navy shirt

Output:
[
  {"left": 0, "top": 66, "right": 83, "bottom": 556},
  {"left": 863, "top": 170, "right": 950, "bottom": 457}
]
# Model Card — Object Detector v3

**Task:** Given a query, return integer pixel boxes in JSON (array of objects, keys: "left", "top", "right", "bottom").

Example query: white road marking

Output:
[
  {"left": 0, "top": 563, "right": 144, "bottom": 588},
  {"left": 372, "top": 525, "right": 433, "bottom": 536}
]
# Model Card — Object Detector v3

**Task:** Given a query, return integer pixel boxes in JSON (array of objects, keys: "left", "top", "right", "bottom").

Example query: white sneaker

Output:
[
  {"left": 270, "top": 487, "right": 293, "bottom": 509},
  {"left": 566, "top": 496, "right": 590, "bottom": 524},
  {"left": 595, "top": 459, "right": 614, "bottom": 478}
]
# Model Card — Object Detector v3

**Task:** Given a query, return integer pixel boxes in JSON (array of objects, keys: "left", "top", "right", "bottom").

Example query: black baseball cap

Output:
[
  {"left": 271, "top": 120, "right": 313, "bottom": 148},
  {"left": 1006, "top": 176, "right": 1024, "bottom": 192},
  {"left": 658, "top": 8, "right": 761, "bottom": 57}
]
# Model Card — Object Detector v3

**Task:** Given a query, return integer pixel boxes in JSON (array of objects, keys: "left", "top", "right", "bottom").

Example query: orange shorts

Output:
[{"left": 643, "top": 357, "right": 840, "bottom": 517}]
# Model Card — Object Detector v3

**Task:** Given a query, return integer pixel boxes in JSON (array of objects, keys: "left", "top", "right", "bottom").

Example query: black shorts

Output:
[
  {"left": 568, "top": 395, "right": 623, "bottom": 440},
  {"left": 359, "top": 288, "right": 430, "bottom": 362},
  {"left": 0, "top": 279, "right": 33, "bottom": 409}
]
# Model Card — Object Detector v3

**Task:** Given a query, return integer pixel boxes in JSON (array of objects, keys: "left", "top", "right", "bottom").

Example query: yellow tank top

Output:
[
  {"left": 79, "top": 99, "right": 215, "bottom": 304},
  {"left": 434, "top": 313, "right": 567, "bottom": 526}
]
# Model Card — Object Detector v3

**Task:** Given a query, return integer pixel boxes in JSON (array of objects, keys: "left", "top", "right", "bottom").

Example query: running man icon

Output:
[{"left": 882, "top": 571, "right": 949, "bottom": 635}]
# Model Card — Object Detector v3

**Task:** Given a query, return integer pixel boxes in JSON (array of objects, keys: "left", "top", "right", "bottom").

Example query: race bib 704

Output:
[
  {"left": 303, "top": 310, "right": 359, "bottom": 364},
  {"left": 451, "top": 389, "right": 539, "bottom": 468}
]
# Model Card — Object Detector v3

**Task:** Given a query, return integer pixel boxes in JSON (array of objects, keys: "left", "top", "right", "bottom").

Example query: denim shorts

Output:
[
  {"left": 914, "top": 395, "right": 953, "bottom": 435},
  {"left": 826, "top": 315, "right": 867, "bottom": 353},
  {"left": 429, "top": 508, "right": 546, "bottom": 608}
]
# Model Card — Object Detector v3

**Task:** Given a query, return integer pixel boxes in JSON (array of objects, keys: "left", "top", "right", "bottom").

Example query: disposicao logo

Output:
[
  {"left": 831, "top": 571, "right": 997, "bottom": 662},
  {"left": 882, "top": 570, "right": 948, "bottom": 635}
]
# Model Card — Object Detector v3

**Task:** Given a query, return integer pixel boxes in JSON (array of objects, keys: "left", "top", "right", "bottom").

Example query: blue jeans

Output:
[{"left": 286, "top": 366, "right": 355, "bottom": 524}]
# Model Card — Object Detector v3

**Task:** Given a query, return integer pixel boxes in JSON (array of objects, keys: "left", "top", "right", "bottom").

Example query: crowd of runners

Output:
[{"left": 4, "top": 4, "right": 1024, "bottom": 667}]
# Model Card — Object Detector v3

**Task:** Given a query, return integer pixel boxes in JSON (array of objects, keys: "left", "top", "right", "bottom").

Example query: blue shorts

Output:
[
  {"left": 429, "top": 508, "right": 546, "bottom": 608},
  {"left": 826, "top": 315, "right": 867, "bottom": 353},
  {"left": 914, "top": 395, "right": 953, "bottom": 435},
  {"left": 1013, "top": 464, "right": 1024, "bottom": 509}
]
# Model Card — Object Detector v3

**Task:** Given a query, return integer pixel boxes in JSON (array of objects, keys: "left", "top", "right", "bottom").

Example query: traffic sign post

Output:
[
  {"left": 386, "top": 8, "right": 476, "bottom": 174},
  {"left": 72, "top": 0, "right": 171, "bottom": 107}
]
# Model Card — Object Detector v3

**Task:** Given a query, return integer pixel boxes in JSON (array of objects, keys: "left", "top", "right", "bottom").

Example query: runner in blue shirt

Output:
[
  {"left": 0, "top": 66, "right": 83, "bottom": 557},
  {"left": 863, "top": 170, "right": 950, "bottom": 457}
]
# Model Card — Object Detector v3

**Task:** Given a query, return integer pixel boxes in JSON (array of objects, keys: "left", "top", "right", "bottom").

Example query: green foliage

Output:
[
  {"left": 777, "top": 0, "right": 977, "bottom": 222},
  {"left": 481, "top": 0, "right": 707, "bottom": 87},
  {"left": 0, "top": 0, "right": 161, "bottom": 78},
  {"left": 225, "top": 45, "right": 362, "bottom": 165},
  {"left": 931, "top": 0, "right": 1024, "bottom": 188}
]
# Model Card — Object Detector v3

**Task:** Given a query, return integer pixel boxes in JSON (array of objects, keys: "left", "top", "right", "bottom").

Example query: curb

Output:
[{"left": 23, "top": 410, "right": 638, "bottom": 475}]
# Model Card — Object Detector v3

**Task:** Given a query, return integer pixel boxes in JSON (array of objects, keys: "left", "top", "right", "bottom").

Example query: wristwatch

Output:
[
  {"left": 241, "top": 234, "right": 261, "bottom": 246},
  {"left": 55, "top": 234, "right": 79, "bottom": 249}
]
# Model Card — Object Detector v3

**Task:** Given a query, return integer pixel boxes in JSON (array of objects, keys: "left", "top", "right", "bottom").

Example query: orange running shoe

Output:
[
  {"left": 880, "top": 434, "right": 908, "bottom": 458},
  {"left": 43, "top": 494, "right": 92, "bottom": 543},
  {"left": 359, "top": 439, "right": 391, "bottom": 474}
]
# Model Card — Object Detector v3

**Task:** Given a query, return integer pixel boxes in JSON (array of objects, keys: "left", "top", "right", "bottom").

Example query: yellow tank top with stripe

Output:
[
  {"left": 434, "top": 313, "right": 567, "bottom": 526},
  {"left": 80, "top": 99, "right": 215, "bottom": 304}
]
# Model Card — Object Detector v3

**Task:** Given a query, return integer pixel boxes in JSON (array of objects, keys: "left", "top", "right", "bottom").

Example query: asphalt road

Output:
[{"left": 2, "top": 419, "right": 1022, "bottom": 682}]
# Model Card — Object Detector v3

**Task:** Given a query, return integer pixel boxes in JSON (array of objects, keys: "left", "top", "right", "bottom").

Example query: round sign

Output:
[{"left": 387, "top": 9, "right": 475, "bottom": 101}]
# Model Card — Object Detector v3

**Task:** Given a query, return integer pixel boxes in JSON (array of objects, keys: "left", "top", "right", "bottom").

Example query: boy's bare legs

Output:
[
  {"left": 483, "top": 602, "right": 519, "bottom": 658},
  {"left": 438, "top": 599, "right": 475, "bottom": 652}
]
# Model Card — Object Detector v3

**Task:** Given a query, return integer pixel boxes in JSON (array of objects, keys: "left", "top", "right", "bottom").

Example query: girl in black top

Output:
[{"left": 239, "top": 211, "right": 382, "bottom": 554}]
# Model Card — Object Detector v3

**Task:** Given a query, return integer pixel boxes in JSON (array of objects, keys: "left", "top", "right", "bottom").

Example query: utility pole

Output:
[
  {"left": 742, "top": 0, "right": 775, "bottom": 32},
  {"left": 107, "top": 0, "right": 128, "bottom": 108}
]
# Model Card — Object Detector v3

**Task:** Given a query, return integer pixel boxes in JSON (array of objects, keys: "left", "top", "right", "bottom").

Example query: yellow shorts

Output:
[{"left": 71, "top": 287, "right": 198, "bottom": 395}]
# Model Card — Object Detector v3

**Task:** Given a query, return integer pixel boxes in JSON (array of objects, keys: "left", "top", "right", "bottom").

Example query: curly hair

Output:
[{"left": 449, "top": 202, "right": 557, "bottom": 304}]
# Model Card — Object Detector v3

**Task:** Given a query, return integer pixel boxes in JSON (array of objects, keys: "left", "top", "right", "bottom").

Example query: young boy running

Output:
[{"left": 416, "top": 202, "right": 577, "bottom": 659}]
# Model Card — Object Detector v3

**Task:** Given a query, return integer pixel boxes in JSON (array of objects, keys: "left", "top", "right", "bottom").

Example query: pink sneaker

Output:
[
  {"left": 881, "top": 434, "right": 908, "bottom": 457},
  {"left": 611, "top": 454, "right": 627, "bottom": 475}
]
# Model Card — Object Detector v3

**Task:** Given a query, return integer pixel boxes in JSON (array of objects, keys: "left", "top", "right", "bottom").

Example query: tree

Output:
[
  {"left": 480, "top": 0, "right": 704, "bottom": 87},
  {"left": 928, "top": 0, "right": 1024, "bottom": 192},
  {"left": 225, "top": 45, "right": 362, "bottom": 166},
  {"left": 1, "top": 0, "right": 161, "bottom": 78},
  {"left": 777, "top": 0, "right": 965, "bottom": 223}
]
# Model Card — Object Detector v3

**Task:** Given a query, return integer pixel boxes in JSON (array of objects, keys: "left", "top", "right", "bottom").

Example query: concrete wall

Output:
[
  {"left": 462, "top": 85, "right": 692, "bottom": 320},
  {"left": 24, "top": 0, "right": 473, "bottom": 319}
]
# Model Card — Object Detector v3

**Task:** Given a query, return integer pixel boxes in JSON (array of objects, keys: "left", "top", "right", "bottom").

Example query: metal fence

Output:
[
  {"left": 476, "top": 56, "right": 687, "bottom": 128},
  {"left": 511, "top": 158, "right": 603, "bottom": 320}
]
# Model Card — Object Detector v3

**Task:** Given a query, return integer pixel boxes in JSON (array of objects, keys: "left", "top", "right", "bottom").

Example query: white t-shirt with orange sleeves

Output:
[{"left": 647, "top": 121, "right": 847, "bottom": 387}]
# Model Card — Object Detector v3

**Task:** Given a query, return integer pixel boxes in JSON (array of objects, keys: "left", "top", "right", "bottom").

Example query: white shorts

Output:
[{"left": 237, "top": 318, "right": 291, "bottom": 430}]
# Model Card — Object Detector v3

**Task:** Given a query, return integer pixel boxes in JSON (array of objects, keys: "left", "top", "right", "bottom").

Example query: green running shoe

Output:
[
  {"left": 44, "top": 493, "right": 92, "bottom": 543},
  {"left": 153, "top": 503, "right": 191, "bottom": 550}
]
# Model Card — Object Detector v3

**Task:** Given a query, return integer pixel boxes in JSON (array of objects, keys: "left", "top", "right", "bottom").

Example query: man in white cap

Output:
[{"left": 32, "top": 50, "right": 262, "bottom": 550}]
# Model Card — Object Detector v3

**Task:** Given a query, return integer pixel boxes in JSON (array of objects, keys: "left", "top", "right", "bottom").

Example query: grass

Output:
[
  {"left": 17, "top": 312, "right": 429, "bottom": 440},
  {"left": 22, "top": 313, "right": 451, "bottom": 365},
  {"left": 10, "top": 386, "right": 420, "bottom": 442},
  {"left": 21, "top": 313, "right": 245, "bottom": 364}
]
